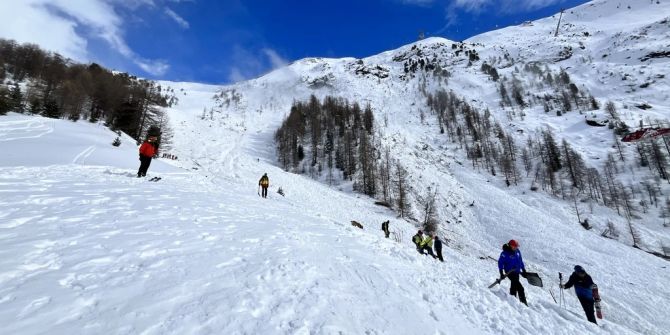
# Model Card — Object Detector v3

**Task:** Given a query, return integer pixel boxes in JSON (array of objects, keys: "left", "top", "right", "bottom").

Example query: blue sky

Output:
[{"left": 0, "top": 0, "right": 589, "bottom": 84}]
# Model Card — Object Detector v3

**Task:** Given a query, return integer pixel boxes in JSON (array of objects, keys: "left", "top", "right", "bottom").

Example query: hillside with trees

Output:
[{"left": 0, "top": 38, "right": 177, "bottom": 146}]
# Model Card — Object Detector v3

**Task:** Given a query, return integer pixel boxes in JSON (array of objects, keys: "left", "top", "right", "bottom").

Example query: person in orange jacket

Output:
[{"left": 137, "top": 136, "right": 157, "bottom": 177}]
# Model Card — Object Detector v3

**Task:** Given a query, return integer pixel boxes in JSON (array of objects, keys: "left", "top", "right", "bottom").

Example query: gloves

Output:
[
  {"left": 559, "top": 284, "right": 565, "bottom": 289},
  {"left": 521, "top": 269, "right": 528, "bottom": 278}
]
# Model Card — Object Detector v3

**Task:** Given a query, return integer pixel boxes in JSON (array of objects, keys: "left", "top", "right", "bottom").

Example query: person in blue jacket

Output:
[
  {"left": 498, "top": 239, "right": 528, "bottom": 305},
  {"left": 561, "top": 265, "right": 597, "bottom": 324}
]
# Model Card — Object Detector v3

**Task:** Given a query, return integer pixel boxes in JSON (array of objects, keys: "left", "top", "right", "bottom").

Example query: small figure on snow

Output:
[
  {"left": 381, "top": 220, "right": 390, "bottom": 238},
  {"left": 258, "top": 173, "right": 269, "bottom": 198},
  {"left": 434, "top": 235, "right": 444, "bottom": 262},
  {"left": 561, "top": 265, "right": 598, "bottom": 324},
  {"left": 498, "top": 239, "right": 528, "bottom": 305},
  {"left": 419, "top": 235, "right": 437, "bottom": 258},
  {"left": 412, "top": 230, "right": 424, "bottom": 252},
  {"left": 137, "top": 136, "right": 157, "bottom": 177}
]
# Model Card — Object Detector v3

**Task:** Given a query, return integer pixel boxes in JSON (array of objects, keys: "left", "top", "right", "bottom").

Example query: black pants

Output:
[
  {"left": 578, "top": 296, "right": 597, "bottom": 324},
  {"left": 138, "top": 155, "right": 152, "bottom": 177},
  {"left": 261, "top": 186, "right": 268, "bottom": 198},
  {"left": 435, "top": 248, "right": 443, "bottom": 262},
  {"left": 383, "top": 228, "right": 390, "bottom": 238},
  {"left": 507, "top": 272, "right": 527, "bottom": 305},
  {"left": 420, "top": 245, "right": 436, "bottom": 258}
]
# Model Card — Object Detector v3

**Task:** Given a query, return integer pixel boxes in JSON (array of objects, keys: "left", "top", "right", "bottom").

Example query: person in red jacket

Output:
[{"left": 137, "top": 136, "right": 157, "bottom": 177}]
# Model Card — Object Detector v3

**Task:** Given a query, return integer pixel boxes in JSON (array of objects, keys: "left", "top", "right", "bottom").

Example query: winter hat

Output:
[
  {"left": 574, "top": 265, "right": 585, "bottom": 273},
  {"left": 508, "top": 239, "right": 519, "bottom": 248}
]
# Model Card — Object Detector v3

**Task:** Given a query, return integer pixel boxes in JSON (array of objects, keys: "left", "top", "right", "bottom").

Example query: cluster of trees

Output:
[
  {"left": 275, "top": 95, "right": 411, "bottom": 217},
  {"left": 490, "top": 63, "right": 600, "bottom": 117},
  {"left": 0, "top": 38, "right": 177, "bottom": 144},
  {"left": 425, "top": 86, "right": 670, "bottom": 247},
  {"left": 394, "top": 44, "right": 455, "bottom": 81},
  {"left": 480, "top": 63, "right": 500, "bottom": 81}
]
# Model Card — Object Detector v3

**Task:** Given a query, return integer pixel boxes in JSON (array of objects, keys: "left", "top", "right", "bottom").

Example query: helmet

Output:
[
  {"left": 508, "top": 239, "right": 519, "bottom": 248},
  {"left": 574, "top": 265, "right": 585, "bottom": 273}
]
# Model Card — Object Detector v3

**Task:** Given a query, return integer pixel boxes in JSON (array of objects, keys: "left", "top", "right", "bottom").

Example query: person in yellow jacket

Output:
[
  {"left": 412, "top": 230, "right": 424, "bottom": 252},
  {"left": 420, "top": 235, "right": 437, "bottom": 259},
  {"left": 258, "top": 173, "right": 269, "bottom": 198}
]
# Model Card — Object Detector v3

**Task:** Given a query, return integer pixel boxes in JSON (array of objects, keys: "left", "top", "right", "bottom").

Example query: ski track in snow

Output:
[
  {"left": 0, "top": 119, "right": 53, "bottom": 142},
  {"left": 73, "top": 146, "right": 96, "bottom": 165}
]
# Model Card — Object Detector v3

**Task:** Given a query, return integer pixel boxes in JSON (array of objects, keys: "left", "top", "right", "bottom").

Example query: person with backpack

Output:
[
  {"left": 419, "top": 235, "right": 437, "bottom": 258},
  {"left": 412, "top": 230, "right": 423, "bottom": 253},
  {"left": 258, "top": 173, "right": 269, "bottom": 198},
  {"left": 137, "top": 136, "right": 158, "bottom": 177},
  {"left": 381, "top": 220, "right": 390, "bottom": 238},
  {"left": 498, "top": 239, "right": 528, "bottom": 305},
  {"left": 561, "top": 265, "right": 598, "bottom": 324},
  {"left": 434, "top": 235, "right": 444, "bottom": 262}
]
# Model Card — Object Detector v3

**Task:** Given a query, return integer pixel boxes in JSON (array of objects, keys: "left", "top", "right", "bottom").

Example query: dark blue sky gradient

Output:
[{"left": 112, "top": 0, "right": 589, "bottom": 84}]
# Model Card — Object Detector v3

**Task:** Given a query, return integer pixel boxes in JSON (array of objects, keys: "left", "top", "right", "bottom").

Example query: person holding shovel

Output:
[{"left": 498, "top": 239, "right": 528, "bottom": 305}]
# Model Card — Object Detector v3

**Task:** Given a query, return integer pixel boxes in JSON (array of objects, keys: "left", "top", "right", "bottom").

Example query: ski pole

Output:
[{"left": 549, "top": 288, "right": 557, "bottom": 304}]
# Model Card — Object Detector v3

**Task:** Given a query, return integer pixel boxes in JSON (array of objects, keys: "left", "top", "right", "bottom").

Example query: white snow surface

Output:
[{"left": 2, "top": 0, "right": 670, "bottom": 334}]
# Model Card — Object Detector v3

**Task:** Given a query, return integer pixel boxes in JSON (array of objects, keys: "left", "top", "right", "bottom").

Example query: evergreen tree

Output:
[
  {"left": 589, "top": 95, "right": 600, "bottom": 110},
  {"left": 605, "top": 101, "right": 618, "bottom": 118},
  {"left": 0, "top": 86, "right": 9, "bottom": 115},
  {"left": 421, "top": 188, "right": 439, "bottom": 234},
  {"left": 543, "top": 130, "right": 562, "bottom": 172},
  {"left": 511, "top": 80, "right": 526, "bottom": 108},
  {"left": 499, "top": 82, "right": 511, "bottom": 107},
  {"left": 394, "top": 162, "right": 410, "bottom": 218},
  {"left": 9, "top": 83, "right": 24, "bottom": 112},
  {"left": 363, "top": 105, "right": 374, "bottom": 135},
  {"left": 42, "top": 98, "right": 60, "bottom": 118}
]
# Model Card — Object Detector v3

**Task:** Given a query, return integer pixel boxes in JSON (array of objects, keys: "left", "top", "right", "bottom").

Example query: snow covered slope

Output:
[
  {"left": 2, "top": 108, "right": 664, "bottom": 335},
  {"left": 469, "top": 0, "right": 670, "bottom": 121},
  {"left": 2, "top": 0, "right": 670, "bottom": 334},
  {"left": 156, "top": 0, "right": 670, "bottom": 333},
  {"left": 0, "top": 114, "right": 182, "bottom": 172}
]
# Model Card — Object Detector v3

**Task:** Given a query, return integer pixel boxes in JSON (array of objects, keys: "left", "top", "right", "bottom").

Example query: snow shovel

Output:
[
  {"left": 524, "top": 272, "right": 543, "bottom": 287},
  {"left": 488, "top": 268, "right": 516, "bottom": 288},
  {"left": 488, "top": 276, "right": 506, "bottom": 289}
]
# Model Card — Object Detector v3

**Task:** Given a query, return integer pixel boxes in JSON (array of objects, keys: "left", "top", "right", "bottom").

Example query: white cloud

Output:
[
  {"left": 442, "top": 0, "right": 565, "bottom": 28},
  {"left": 0, "top": 0, "right": 170, "bottom": 76},
  {"left": 262, "top": 48, "right": 288, "bottom": 69},
  {"left": 449, "top": 0, "right": 490, "bottom": 13},
  {"left": 228, "top": 67, "right": 246, "bottom": 83},
  {"left": 0, "top": 1, "right": 88, "bottom": 60},
  {"left": 227, "top": 46, "right": 288, "bottom": 83},
  {"left": 136, "top": 59, "right": 170, "bottom": 76},
  {"left": 449, "top": 0, "right": 565, "bottom": 14},
  {"left": 164, "top": 7, "right": 190, "bottom": 29},
  {"left": 517, "top": 0, "right": 565, "bottom": 11}
]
